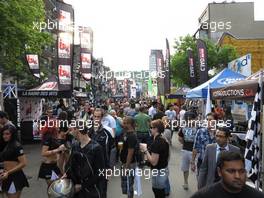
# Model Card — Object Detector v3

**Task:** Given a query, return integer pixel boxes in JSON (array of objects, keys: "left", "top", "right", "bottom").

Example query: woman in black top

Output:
[
  {"left": 140, "top": 119, "right": 169, "bottom": 198},
  {"left": 38, "top": 111, "right": 68, "bottom": 186},
  {"left": 0, "top": 125, "right": 29, "bottom": 198}
]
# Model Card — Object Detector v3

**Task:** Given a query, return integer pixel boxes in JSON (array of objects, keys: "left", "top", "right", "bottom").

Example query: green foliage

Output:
[
  {"left": 0, "top": 0, "right": 53, "bottom": 87},
  {"left": 171, "top": 35, "right": 238, "bottom": 88}
]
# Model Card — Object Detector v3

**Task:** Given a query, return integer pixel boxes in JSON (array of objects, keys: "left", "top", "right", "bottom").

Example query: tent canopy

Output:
[
  {"left": 211, "top": 69, "right": 264, "bottom": 100},
  {"left": 186, "top": 68, "right": 245, "bottom": 98},
  {"left": 18, "top": 75, "right": 72, "bottom": 98}
]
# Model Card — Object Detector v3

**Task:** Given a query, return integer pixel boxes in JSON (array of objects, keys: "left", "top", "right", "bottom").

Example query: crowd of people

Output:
[{"left": 0, "top": 97, "right": 263, "bottom": 198}]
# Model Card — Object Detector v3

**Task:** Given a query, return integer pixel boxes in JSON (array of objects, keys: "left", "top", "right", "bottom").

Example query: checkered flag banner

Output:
[{"left": 244, "top": 71, "right": 263, "bottom": 188}]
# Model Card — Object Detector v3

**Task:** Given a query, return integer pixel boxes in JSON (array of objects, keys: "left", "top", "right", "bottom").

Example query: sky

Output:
[{"left": 64, "top": 0, "right": 263, "bottom": 71}]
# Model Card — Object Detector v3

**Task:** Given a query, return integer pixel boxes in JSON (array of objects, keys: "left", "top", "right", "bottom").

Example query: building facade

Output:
[
  {"left": 218, "top": 33, "right": 264, "bottom": 73},
  {"left": 198, "top": 2, "right": 264, "bottom": 43}
]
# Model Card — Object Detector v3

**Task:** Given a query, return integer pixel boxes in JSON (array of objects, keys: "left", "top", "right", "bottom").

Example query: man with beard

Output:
[{"left": 190, "top": 152, "right": 264, "bottom": 198}]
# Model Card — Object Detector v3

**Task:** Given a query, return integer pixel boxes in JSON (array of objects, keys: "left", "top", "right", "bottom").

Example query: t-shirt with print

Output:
[{"left": 178, "top": 127, "right": 197, "bottom": 151}]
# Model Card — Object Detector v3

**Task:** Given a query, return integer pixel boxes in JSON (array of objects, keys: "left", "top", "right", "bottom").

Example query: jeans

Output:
[
  {"left": 151, "top": 168, "right": 169, "bottom": 189},
  {"left": 164, "top": 177, "right": 171, "bottom": 194}
]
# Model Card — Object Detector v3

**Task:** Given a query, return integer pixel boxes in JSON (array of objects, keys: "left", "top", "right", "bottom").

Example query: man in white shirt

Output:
[
  {"left": 101, "top": 105, "right": 116, "bottom": 138},
  {"left": 148, "top": 101, "right": 157, "bottom": 119},
  {"left": 165, "top": 104, "right": 177, "bottom": 121},
  {"left": 179, "top": 105, "right": 187, "bottom": 123}
]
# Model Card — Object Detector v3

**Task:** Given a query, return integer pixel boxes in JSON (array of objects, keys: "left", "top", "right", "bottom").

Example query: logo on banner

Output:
[
  {"left": 217, "top": 77, "right": 244, "bottom": 85},
  {"left": 58, "top": 33, "right": 71, "bottom": 58},
  {"left": 228, "top": 54, "right": 251, "bottom": 76},
  {"left": 83, "top": 73, "right": 92, "bottom": 80},
  {"left": 199, "top": 48, "right": 206, "bottom": 71},
  {"left": 26, "top": 55, "right": 39, "bottom": 69},
  {"left": 81, "top": 53, "right": 92, "bottom": 68},
  {"left": 189, "top": 58, "right": 195, "bottom": 77},
  {"left": 58, "top": 10, "right": 71, "bottom": 31},
  {"left": 39, "top": 82, "right": 57, "bottom": 90},
  {"left": 59, "top": 65, "right": 71, "bottom": 84}
]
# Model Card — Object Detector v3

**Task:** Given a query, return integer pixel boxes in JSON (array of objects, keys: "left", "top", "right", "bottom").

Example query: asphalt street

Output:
[{"left": 21, "top": 135, "right": 198, "bottom": 198}]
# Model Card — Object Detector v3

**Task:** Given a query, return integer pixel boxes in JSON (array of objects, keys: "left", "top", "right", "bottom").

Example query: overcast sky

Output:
[{"left": 64, "top": 0, "right": 263, "bottom": 71}]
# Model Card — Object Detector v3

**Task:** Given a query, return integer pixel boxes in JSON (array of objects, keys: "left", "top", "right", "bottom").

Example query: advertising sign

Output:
[
  {"left": 81, "top": 53, "right": 92, "bottom": 69},
  {"left": 56, "top": 1, "right": 74, "bottom": 91},
  {"left": 26, "top": 54, "right": 40, "bottom": 78},
  {"left": 196, "top": 39, "right": 208, "bottom": 83},
  {"left": 228, "top": 54, "right": 251, "bottom": 76},
  {"left": 58, "top": 33, "right": 71, "bottom": 58},
  {"left": 187, "top": 49, "right": 196, "bottom": 87},
  {"left": 58, "top": 65, "right": 71, "bottom": 85}
]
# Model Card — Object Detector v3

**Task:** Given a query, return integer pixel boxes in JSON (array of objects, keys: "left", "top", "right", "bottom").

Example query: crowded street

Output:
[
  {"left": 1, "top": 0, "right": 264, "bottom": 198},
  {"left": 21, "top": 137, "right": 197, "bottom": 198}
]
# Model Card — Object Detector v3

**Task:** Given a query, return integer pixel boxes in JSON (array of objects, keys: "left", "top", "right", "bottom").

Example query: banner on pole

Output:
[
  {"left": 187, "top": 49, "right": 196, "bottom": 87},
  {"left": 56, "top": 1, "right": 74, "bottom": 91},
  {"left": 26, "top": 54, "right": 40, "bottom": 78},
  {"left": 196, "top": 39, "right": 208, "bottom": 84}
]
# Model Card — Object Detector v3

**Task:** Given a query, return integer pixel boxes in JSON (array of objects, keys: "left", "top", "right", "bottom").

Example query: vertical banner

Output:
[
  {"left": 79, "top": 27, "right": 93, "bottom": 81},
  {"left": 56, "top": 1, "right": 74, "bottom": 91},
  {"left": 187, "top": 49, "right": 197, "bottom": 87},
  {"left": 156, "top": 50, "right": 165, "bottom": 96},
  {"left": 164, "top": 38, "right": 171, "bottom": 94},
  {"left": 196, "top": 39, "right": 208, "bottom": 84},
  {"left": 26, "top": 54, "right": 40, "bottom": 78}
]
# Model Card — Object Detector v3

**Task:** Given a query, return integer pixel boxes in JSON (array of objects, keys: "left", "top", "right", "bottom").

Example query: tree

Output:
[
  {"left": 0, "top": 0, "right": 53, "bottom": 87},
  {"left": 170, "top": 35, "right": 238, "bottom": 87}
]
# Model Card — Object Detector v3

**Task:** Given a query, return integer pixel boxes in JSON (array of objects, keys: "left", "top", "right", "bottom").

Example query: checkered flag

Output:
[{"left": 244, "top": 71, "right": 263, "bottom": 188}]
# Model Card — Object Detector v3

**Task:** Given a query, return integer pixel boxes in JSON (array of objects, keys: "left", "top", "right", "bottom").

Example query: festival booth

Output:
[
  {"left": 18, "top": 76, "right": 72, "bottom": 142},
  {"left": 210, "top": 70, "right": 264, "bottom": 144},
  {"left": 186, "top": 68, "right": 246, "bottom": 118},
  {"left": 211, "top": 70, "right": 264, "bottom": 100},
  {"left": 186, "top": 68, "right": 246, "bottom": 99}
]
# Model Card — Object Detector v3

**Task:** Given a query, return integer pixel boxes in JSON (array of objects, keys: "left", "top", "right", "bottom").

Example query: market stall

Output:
[
  {"left": 211, "top": 70, "right": 264, "bottom": 100},
  {"left": 18, "top": 75, "right": 72, "bottom": 142}
]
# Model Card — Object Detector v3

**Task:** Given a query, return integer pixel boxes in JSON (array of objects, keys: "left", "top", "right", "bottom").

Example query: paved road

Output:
[{"left": 21, "top": 135, "right": 198, "bottom": 198}]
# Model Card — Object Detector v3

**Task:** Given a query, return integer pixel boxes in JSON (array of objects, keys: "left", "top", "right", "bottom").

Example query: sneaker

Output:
[{"left": 182, "top": 184, "right": 188, "bottom": 190}]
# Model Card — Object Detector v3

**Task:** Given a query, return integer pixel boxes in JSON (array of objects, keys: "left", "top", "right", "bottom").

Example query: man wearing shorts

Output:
[{"left": 178, "top": 112, "right": 197, "bottom": 190}]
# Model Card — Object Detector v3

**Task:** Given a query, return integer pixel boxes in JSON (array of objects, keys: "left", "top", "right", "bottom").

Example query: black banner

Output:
[
  {"left": 26, "top": 54, "right": 40, "bottom": 79},
  {"left": 56, "top": 1, "right": 74, "bottom": 91},
  {"left": 156, "top": 50, "right": 165, "bottom": 96},
  {"left": 196, "top": 39, "right": 208, "bottom": 84},
  {"left": 79, "top": 27, "right": 93, "bottom": 81},
  {"left": 187, "top": 49, "right": 196, "bottom": 87},
  {"left": 164, "top": 38, "right": 170, "bottom": 94}
]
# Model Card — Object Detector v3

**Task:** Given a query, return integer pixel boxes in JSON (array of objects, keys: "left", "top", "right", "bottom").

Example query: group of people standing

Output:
[{"left": 0, "top": 97, "right": 264, "bottom": 198}]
